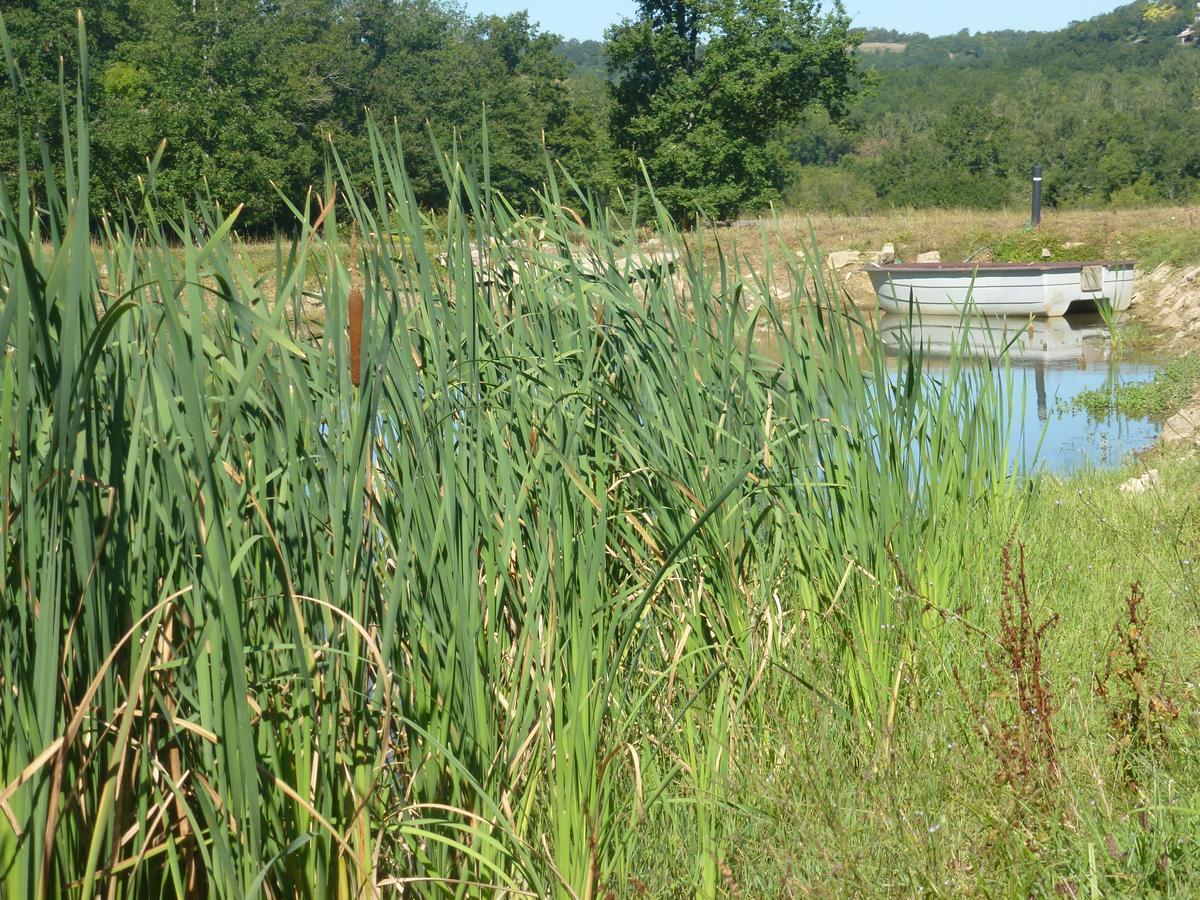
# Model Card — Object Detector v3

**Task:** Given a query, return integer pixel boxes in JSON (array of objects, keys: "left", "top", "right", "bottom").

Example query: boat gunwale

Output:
[{"left": 865, "top": 260, "right": 1136, "bottom": 274}]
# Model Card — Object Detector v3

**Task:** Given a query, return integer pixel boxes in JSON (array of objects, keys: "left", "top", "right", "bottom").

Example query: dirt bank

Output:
[
  {"left": 1084, "top": 262, "right": 1200, "bottom": 451},
  {"left": 1120, "top": 263, "right": 1200, "bottom": 452},
  {"left": 1128, "top": 262, "right": 1200, "bottom": 351}
]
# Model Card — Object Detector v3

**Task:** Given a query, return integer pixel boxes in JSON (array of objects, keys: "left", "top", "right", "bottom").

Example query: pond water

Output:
[{"left": 880, "top": 313, "right": 1163, "bottom": 473}]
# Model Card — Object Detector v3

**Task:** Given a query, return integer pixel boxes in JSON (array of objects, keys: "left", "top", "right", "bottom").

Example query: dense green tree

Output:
[
  {"left": 357, "top": 5, "right": 602, "bottom": 207},
  {"left": 0, "top": 1, "right": 130, "bottom": 199},
  {"left": 605, "top": 0, "right": 867, "bottom": 222},
  {"left": 86, "top": 0, "right": 324, "bottom": 227},
  {"left": 1, "top": 0, "right": 604, "bottom": 228},
  {"left": 556, "top": 38, "right": 608, "bottom": 77}
]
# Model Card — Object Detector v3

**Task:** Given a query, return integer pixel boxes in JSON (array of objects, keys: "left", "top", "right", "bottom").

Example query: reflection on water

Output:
[{"left": 880, "top": 313, "right": 1162, "bottom": 472}]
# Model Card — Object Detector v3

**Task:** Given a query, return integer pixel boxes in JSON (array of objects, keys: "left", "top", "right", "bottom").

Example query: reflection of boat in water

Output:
[
  {"left": 878, "top": 314, "right": 1162, "bottom": 467},
  {"left": 879, "top": 313, "right": 1116, "bottom": 367},
  {"left": 867, "top": 261, "right": 1135, "bottom": 317}
]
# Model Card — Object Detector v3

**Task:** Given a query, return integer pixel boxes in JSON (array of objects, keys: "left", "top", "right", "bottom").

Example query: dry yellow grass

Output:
[
  {"left": 695, "top": 205, "right": 1200, "bottom": 310},
  {"left": 703, "top": 205, "right": 1198, "bottom": 267},
  {"left": 115, "top": 205, "right": 1198, "bottom": 338}
]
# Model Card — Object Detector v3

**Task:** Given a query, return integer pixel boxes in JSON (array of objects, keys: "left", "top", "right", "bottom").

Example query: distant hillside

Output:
[
  {"left": 853, "top": 1, "right": 1198, "bottom": 119},
  {"left": 856, "top": 1, "right": 1194, "bottom": 72},
  {"left": 557, "top": 39, "right": 607, "bottom": 77},
  {"left": 551, "top": 2, "right": 1200, "bottom": 211},
  {"left": 557, "top": 3, "right": 1198, "bottom": 84},
  {"left": 798, "top": 1, "right": 1200, "bottom": 210}
]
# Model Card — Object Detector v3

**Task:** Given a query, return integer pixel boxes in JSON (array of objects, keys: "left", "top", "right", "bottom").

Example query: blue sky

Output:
[{"left": 459, "top": 1, "right": 1123, "bottom": 41}]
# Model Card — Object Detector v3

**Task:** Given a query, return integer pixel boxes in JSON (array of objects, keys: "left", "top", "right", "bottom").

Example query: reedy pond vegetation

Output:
[{"left": 3, "top": 24, "right": 1200, "bottom": 900}]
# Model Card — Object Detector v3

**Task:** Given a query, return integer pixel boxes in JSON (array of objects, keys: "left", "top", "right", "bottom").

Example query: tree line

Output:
[
  {"left": 3, "top": 0, "right": 1198, "bottom": 227},
  {"left": 1, "top": 0, "right": 864, "bottom": 227}
]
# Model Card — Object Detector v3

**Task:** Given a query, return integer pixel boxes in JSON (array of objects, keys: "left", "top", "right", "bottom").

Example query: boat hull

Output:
[{"left": 867, "top": 261, "right": 1135, "bottom": 317}]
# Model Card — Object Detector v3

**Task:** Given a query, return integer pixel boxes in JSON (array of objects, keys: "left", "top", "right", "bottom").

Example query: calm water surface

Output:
[{"left": 880, "top": 313, "right": 1163, "bottom": 473}]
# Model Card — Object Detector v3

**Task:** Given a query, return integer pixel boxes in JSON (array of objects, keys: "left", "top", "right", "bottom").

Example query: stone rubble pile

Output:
[
  {"left": 434, "top": 243, "right": 682, "bottom": 288},
  {"left": 826, "top": 243, "right": 898, "bottom": 271},
  {"left": 1119, "top": 468, "right": 1161, "bottom": 495},
  {"left": 1132, "top": 263, "right": 1200, "bottom": 342},
  {"left": 1126, "top": 262, "right": 1200, "bottom": 451}
]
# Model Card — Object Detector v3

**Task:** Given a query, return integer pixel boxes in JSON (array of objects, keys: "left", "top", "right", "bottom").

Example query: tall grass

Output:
[{"left": 0, "top": 18, "right": 1016, "bottom": 896}]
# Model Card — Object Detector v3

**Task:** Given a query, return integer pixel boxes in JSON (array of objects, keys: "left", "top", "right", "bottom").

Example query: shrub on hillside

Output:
[{"left": 783, "top": 166, "right": 879, "bottom": 215}]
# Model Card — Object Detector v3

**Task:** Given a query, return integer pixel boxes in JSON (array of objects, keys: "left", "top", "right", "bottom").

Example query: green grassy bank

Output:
[
  {"left": 1074, "top": 352, "right": 1200, "bottom": 421},
  {"left": 701, "top": 458, "right": 1200, "bottom": 896}
]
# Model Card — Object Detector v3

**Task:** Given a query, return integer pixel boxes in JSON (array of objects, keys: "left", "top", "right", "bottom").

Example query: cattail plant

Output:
[{"left": 0, "top": 16, "right": 1016, "bottom": 897}]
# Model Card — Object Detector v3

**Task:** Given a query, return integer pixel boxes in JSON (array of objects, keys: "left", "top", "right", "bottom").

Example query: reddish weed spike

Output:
[
  {"left": 1096, "top": 582, "right": 1179, "bottom": 774},
  {"left": 975, "top": 536, "right": 1060, "bottom": 798}
]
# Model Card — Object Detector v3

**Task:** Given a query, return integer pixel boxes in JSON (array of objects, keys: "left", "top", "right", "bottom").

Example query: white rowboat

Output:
[{"left": 867, "top": 260, "right": 1135, "bottom": 317}]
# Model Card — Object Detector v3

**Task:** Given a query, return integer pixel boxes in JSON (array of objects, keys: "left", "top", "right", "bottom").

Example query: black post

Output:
[{"left": 1031, "top": 164, "right": 1043, "bottom": 227}]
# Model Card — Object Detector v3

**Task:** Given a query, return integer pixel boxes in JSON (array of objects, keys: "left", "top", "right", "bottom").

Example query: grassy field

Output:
[
  {"left": 4, "top": 64, "right": 1200, "bottom": 899},
  {"left": 234, "top": 205, "right": 1200, "bottom": 288}
]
